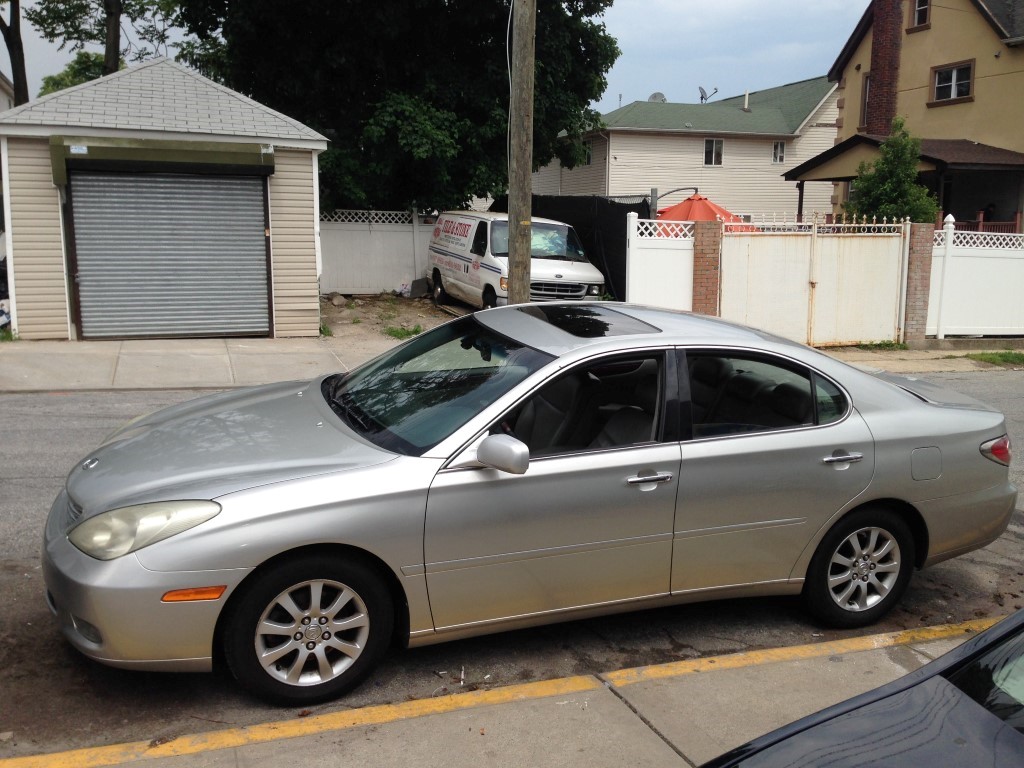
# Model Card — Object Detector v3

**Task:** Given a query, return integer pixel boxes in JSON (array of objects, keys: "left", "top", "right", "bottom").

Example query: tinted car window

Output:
[
  {"left": 947, "top": 630, "right": 1024, "bottom": 733},
  {"left": 497, "top": 354, "right": 664, "bottom": 456},
  {"left": 323, "top": 317, "right": 553, "bottom": 455},
  {"left": 686, "top": 352, "right": 823, "bottom": 438}
]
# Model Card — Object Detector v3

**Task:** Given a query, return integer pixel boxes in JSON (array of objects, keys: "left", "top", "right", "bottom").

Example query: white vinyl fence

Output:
[
  {"left": 319, "top": 210, "right": 432, "bottom": 294},
  {"left": 625, "top": 215, "right": 910, "bottom": 345},
  {"left": 625, "top": 214, "right": 694, "bottom": 310},
  {"left": 720, "top": 219, "right": 909, "bottom": 346},
  {"left": 928, "top": 218, "right": 1024, "bottom": 337}
]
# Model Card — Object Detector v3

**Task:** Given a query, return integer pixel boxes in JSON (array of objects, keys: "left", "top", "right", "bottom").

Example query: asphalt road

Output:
[{"left": 1, "top": 372, "right": 1022, "bottom": 759}]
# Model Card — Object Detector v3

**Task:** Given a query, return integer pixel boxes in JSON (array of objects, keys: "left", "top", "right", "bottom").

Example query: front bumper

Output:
[{"left": 43, "top": 492, "right": 250, "bottom": 671}]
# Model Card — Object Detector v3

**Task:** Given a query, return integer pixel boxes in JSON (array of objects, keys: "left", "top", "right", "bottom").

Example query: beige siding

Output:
[
  {"left": 6, "top": 138, "right": 69, "bottom": 339},
  {"left": 608, "top": 96, "right": 838, "bottom": 219},
  {"left": 269, "top": 149, "right": 320, "bottom": 337},
  {"left": 531, "top": 136, "right": 609, "bottom": 196}
]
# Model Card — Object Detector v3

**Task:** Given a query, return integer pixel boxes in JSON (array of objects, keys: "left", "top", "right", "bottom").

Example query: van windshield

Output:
[{"left": 490, "top": 222, "right": 588, "bottom": 263}]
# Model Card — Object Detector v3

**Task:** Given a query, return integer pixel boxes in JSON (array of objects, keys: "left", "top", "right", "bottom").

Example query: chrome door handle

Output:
[
  {"left": 822, "top": 452, "right": 864, "bottom": 464},
  {"left": 627, "top": 472, "right": 674, "bottom": 485}
]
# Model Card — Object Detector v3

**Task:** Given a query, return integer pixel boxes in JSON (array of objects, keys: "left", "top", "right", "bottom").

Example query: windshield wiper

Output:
[{"left": 330, "top": 390, "right": 373, "bottom": 433}]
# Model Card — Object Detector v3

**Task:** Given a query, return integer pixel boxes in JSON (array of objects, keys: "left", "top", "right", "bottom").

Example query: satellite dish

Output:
[
  {"left": 647, "top": 91, "right": 667, "bottom": 103},
  {"left": 699, "top": 86, "right": 718, "bottom": 104}
]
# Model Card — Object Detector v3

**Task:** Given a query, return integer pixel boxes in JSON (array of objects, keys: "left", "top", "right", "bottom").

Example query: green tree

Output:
[
  {"left": 175, "top": 0, "right": 619, "bottom": 211},
  {"left": 0, "top": 1, "right": 30, "bottom": 105},
  {"left": 38, "top": 50, "right": 120, "bottom": 96},
  {"left": 845, "top": 116, "right": 939, "bottom": 224},
  {"left": 26, "top": 0, "right": 176, "bottom": 76}
]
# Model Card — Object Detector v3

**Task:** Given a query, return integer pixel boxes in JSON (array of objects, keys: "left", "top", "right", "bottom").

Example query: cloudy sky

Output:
[
  {"left": 594, "top": 0, "right": 869, "bottom": 112},
  {"left": 4, "top": 1, "right": 870, "bottom": 108}
]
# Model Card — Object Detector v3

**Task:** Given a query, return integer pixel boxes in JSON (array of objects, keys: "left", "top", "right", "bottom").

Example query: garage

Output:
[
  {"left": 69, "top": 172, "right": 270, "bottom": 338},
  {"left": 0, "top": 58, "right": 328, "bottom": 341}
]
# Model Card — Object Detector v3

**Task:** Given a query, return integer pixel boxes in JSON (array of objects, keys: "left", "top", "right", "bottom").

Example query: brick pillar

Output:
[
  {"left": 904, "top": 223, "right": 934, "bottom": 344},
  {"left": 692, "top": 220, "right": 722, "bottom": 315},
  {"left": 867, "top": 0, "right": 902, "bottom": 136}
]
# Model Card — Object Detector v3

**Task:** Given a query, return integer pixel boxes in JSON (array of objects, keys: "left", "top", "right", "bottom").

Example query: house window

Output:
[
  {"left": 930, "top": 60, "right": 974, "bottom": 106},
  {"left": 772, "top": 141, "right": 786, "bottom": 164},
  {"left": 909, "top": 0, "right": 930, "bottom": 29},
  {"left": 704, "top": 139, "right": 723, "bottom": 166},
  {"left": 859, "top": 73, "right": 871, "bottom": 129}
]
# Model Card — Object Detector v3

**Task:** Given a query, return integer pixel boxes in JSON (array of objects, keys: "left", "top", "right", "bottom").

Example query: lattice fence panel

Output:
[
  {"left": 951, "top": 231, "right": 1024, "bottom": 250},
  {"left": 321, "top": 209, "right": 414, "bottom": 224},
  {"left": 636, "top": 220, "right": 694, "bottom": 239}
]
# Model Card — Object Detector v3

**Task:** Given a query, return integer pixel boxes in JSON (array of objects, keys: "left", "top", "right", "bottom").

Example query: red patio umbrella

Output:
[{"left": 657, "top": 193, "right": 743, "bottom": 222}]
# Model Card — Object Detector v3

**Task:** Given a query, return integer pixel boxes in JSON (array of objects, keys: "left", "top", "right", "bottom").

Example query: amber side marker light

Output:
[{"left": 161, "top": 586, "right": 227, "bottom": 602}]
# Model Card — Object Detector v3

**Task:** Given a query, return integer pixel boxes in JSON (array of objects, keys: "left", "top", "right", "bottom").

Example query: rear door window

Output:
[{"left": 685, "top": 351, "right": 848, "bottom": 438}]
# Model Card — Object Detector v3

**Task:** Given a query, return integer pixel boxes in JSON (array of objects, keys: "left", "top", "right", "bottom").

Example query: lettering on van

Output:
[{"left": 442, "top": 219, "right": 473, "bottom": 239}]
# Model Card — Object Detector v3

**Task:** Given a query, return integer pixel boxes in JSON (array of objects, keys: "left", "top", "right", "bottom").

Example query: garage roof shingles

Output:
[{"left": 0, "top": 58, "right": 326, "bottom": 143}]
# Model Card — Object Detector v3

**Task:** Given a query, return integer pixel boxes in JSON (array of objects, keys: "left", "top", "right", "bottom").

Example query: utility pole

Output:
[{"left": 507, "top": 0, "right": 536, "bottom": 305}]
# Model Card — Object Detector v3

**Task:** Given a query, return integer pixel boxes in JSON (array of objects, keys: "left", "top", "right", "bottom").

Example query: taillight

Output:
[{"left": 981, "top": 435, "right": 1012, "bottom": 466}]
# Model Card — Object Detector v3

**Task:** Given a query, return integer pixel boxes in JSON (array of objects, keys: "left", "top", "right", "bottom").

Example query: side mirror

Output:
[{"left": 476, "top": 433, "right": 529, "bottom": 475}]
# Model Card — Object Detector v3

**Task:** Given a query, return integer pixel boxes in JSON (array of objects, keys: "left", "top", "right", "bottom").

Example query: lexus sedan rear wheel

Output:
[
  {"left": 804, "top": 507, "right": 914, "bottom": 628},
  {"left": 224, "top": 555, "right": 393, "bottom": 705}
]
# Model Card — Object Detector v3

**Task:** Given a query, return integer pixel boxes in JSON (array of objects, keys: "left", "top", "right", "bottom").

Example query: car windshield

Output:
[
  {"left": 946, "top": 628, "right": 1024, "bottom": 733},
  {"left": 490, "top": 221, "right": 588, "bottom": 262},
  {"left": 322, "top": 317, "right": 553, "bottom": 455}
]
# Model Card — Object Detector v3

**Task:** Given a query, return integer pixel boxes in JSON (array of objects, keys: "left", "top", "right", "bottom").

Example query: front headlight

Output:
[
  {"left": 69, "top": 500, "right": 221, "bottom": 560},
  {"left": 499, "top": 277, "right": 508, "bottom": 291},
  {"left": 589, "top": 284, "right": 603, "bottom": 296}
]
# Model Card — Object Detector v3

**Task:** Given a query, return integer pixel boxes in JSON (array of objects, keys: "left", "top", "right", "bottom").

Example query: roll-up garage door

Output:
[{"left": 69, "top": 172, "right": 269, "bottom": 338}]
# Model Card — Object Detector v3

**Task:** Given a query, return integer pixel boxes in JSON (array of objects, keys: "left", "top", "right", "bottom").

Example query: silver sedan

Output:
[{"left": 42, "top": 303, "right": 1017, "bottom": 704}]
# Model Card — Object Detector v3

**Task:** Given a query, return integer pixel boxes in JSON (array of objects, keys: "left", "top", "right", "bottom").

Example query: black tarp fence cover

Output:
[{"left": 488, "top": 195, "right": 650, "bottom": 300}]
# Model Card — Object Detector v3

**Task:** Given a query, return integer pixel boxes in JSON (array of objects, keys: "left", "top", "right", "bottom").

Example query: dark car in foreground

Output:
[
  {"left": 702, "top": 609, "right": 1024, "bottom": 766},
  {"left": 42, "top": 303, "right": 1016, "bottom": 704}
]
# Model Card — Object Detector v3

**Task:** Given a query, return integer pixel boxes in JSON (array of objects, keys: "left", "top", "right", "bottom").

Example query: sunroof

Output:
[{"left": 514, "top": 304, "right": 660, "bottom": 338}]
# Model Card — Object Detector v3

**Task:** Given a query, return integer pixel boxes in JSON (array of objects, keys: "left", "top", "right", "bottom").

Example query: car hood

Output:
[
  {"left": 65, "top": 379, "right": 396, "bottom": 515},
  {"left": 874, "top": 372, "right": 1001, "bottom": 411},
  {"left": 496, "top": 255, "right": 604, "bottom": 283}
]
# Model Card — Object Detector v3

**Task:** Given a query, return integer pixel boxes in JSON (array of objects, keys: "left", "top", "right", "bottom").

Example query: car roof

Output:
[{"left": 474, "top": 302, "right": 810, "bottom": 358}]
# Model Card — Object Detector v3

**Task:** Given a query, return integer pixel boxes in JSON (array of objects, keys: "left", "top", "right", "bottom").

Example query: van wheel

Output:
[
  {"left": 482, "top": 286, "right": 497, "bottom": 309},
  {"left": 432, "top": 270, "right": 448, "bottom": 305}
]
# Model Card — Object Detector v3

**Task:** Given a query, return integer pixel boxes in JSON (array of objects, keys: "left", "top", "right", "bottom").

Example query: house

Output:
[
  {"left": 0, "top": 58, "right": 328, "bottom": 340},
  {"left": 0, "top": 72, "right": 14, "bottom": 112},
  {"left": 785, "top": 0, "right": 1024, "bottom": 230},
  {"left": 532, "top": 77, "right": 839, "bottom": 218}
]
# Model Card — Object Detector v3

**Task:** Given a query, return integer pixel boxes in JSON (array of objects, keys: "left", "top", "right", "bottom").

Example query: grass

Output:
[
  {"left": 964, "top": 351, "right": 1024, "bottom": 368},
  {"left": 0, "top": 326, "right": 15, "bottom": 342},
  {"left": 384, "top": 324, "right": 422, "bottom": 340},
  {"left": 319, "top": 321, "right": 333, "bottom": 337},
  {"left": 855, "top": 340, "right": 908, "bottom": 351}
]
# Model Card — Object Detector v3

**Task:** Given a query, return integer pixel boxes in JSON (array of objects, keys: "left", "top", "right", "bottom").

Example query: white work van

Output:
[{"left": 426, "top": 211, "right": 605, "bottom": 309}]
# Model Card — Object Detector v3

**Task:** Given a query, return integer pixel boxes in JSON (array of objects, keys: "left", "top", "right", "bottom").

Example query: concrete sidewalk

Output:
[
  {"left": 0, "top": 332, "right": 1011, "bottom": 392},
  {"left": 0, "top": 619, "right": 1000, "bottom": 768}
]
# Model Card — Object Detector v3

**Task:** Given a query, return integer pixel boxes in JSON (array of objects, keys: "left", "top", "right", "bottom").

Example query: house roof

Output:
[
  {"left": 829, "top": 0, "right": 1024, "bottom": 81},
  {"left": 0, "top": 58, "right": 327, "bottom": 147},
  {"left": 599, "top": 76, "right": 835, "bottom": 137},
  {"left": 783, "top": 133, "right": 1024, "bottom": 181}
]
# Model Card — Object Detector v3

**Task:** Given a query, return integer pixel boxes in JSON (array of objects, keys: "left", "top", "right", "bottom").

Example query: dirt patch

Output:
[{"left": 319, "top": 292, "right": 458, "bottom": 340}]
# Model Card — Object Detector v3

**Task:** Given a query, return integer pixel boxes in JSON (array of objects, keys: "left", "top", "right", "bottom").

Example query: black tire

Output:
[
  {"left": 803, "top": 507, "right": 914, "bottom": 629},
  {"left": 223, "top": 555, "right": 393, "bottom": 705},
  {"left": 482, "top": 286, "right": 498, "bottom": 309},
  {"left": 432, "top": 270, "right": 448, "bottom": 305}
]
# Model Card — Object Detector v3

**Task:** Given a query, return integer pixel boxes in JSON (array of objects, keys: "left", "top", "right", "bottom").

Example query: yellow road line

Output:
[
  {"left": 0, "top": 617, "right": 1002, "bottom": 768},
  {"left": 603, "top": 616, "right": 1001, "bottom": 686}
]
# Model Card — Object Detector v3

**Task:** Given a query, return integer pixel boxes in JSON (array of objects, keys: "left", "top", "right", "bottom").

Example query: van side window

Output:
[{"left": 471, "top": 223, "right": 488, "bottom": 257}]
